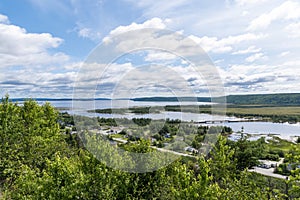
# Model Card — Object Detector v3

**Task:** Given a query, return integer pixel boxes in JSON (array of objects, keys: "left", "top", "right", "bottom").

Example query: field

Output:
[{"left": 226, "top": 105, "right": 300, "bottom": 116}]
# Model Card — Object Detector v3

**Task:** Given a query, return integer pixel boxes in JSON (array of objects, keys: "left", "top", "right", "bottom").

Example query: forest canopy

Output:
[{"left": 0, "top": 96, "right": 300, "bottom": 199}]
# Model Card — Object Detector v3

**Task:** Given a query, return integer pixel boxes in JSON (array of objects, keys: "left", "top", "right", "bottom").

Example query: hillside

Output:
[{"left": 132, "top": 93, "right": 300, "bottom": 105}]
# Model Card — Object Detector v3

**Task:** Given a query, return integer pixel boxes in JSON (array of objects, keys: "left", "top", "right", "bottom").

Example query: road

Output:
[
  {"left": 248, "top": 158, "right": 287, "bottom": 180},
  {"left": 151, "top": 146, "right": 196, "bottom": 158},
  {"left": 111, "top": 137, "right": 195, "bottom": 158},
  {"left": 249, "top": 167, "right": 287, "bottom": 179},
  {"left": 108, "top": 136, "right": 290, "bottom": 178}
]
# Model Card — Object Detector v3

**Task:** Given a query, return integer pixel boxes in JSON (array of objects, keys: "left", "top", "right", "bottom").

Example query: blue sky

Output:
[{"left": 1, "top": 0, "right": 300, "bottom": 98}]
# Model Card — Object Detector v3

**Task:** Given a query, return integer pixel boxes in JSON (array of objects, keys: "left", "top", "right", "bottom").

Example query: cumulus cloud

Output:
[
  {"left": 232, "top": 45, "right": 261, "bottom": 55},
  {"left": 0, "top": 13, "right": 72, "bottom": 97},
  {"left": 101, "top": 17, "right": 265, "bottom": 56},
  {"left": 247, "top": 1, "right": 300, "bottom": 31},
  {"left": 0, "top": 14, "right": 9, "bottom": 24},
  {"left": 102, "top": 18, "right": 169, "bottom": 43},
  {"left": 77, "top": 27, "right": 102, "bottom": 41},
  {"left": 189, "top": 33, "right": 266, "bottom": 53},
  {"left": 144, "top": 50, "right": 177, "bottom": 62},
  {"left": 0, "top": 14, "right": 68, "bottom": 67},
  {"left": 72, "top": 59, "right": 210, "bottom": 98},
  {"left": 245, "top": 53, "right": 267, "bottom": 62},
  {"left": 285, "top": 22, "right": 300, "bottom": 38},
  {"left": 0, "top": 67, "right": 77, "bottom": 98},
  {"left": 217, "top": 62, "right": 300, "bottom": 94}
]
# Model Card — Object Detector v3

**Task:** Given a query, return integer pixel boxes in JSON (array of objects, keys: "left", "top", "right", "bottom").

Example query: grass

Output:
[
  {"left": 266, "top": 137, "right": 296, "bottom": 154},
  {"left": 226, "top": 106, "right": 300, "bottom": 116},
  {"left": 91, "top": 104, "right": 300, "bottom": 116},
  {"left": 168, "top": 105, "right": 300, "bottom": 116}
]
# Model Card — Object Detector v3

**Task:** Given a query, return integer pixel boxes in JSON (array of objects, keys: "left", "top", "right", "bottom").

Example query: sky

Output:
[{"left": 1, "top": 0, "right": 300, "bottom": 98}]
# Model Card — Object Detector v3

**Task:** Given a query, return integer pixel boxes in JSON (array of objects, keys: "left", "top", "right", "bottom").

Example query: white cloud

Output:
[
  {"left": 232, "top": 45, "right": 261, "bottom": 55},
  {"left": 247, "top": 1, "right": 300, "bottom": 31},
  {"left": 103, "top": 18, "right": 169, "bottom": 43},
  {"left": 0, "top": 14, "right": 68, "bottom": 67},
  {"left": 0, "top": 67, "right": 78, "bottom": 98},
  {"left": 189, "top": 35, "right": 232, "bottom": 53},
  {"left": 242, "top": 11, "right": 249, "bottom": 16},
  {"left": 246, "top": 53, "right": 266, "bottom": 62},
  {"left": 0, "top": 14, "right": 9, "bottom": 24},
  {"left": 78, "top": 27, "right": 92, "bottom": 37},
  {"left": 189, "top": 33, "right": 266, "bottom": 53},
  {"left": 217, "top": 63, "right": 300, "bottom": 94},
  {"left": 77, "top": 27, "right": 102, "bottom": 41},
  {"left": 282, "top": 59, "right": 300, "bottom": 67},
  {"left": 144, "top": 51, "right": 177, "bottom": 62},
  {"left": 235, "top": 0, "right": 269, "bottom": 6},
  {"left": 285, "top": 22, "right": 300, "bottom": 38},
  {"left": 279, "top": 51, "right": 290, "bottom": 57}
]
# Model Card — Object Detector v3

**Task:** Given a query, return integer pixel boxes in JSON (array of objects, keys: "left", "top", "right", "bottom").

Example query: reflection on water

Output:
[
  {"left": 29, "top": 100, "right": 300, "bottom": 140},
  {"left": 224, "top": 122, "right": 300, "bottom": 140},
  {"left": 45, "top": 99, "right": 214, "bottom": 110}
]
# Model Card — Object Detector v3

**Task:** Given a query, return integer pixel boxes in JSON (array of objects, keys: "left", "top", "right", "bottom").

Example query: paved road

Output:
[
  {"left": 101, "top": 134, "right": 290, "bottom": 179},
  {"left": 249, "top": 167, "right": 287, "bottom": 179},
  {"left": 248, "top": 158, "right": 287, "bottom": 180},
  {"left": 151, "top": 146, "right": 196, "bottom": 158},
  {"left": 102, "top": 135, "right": 290, "bottom": 179},
  {"left": 112, "top": 137, "right": 128, "bottom": 143},
  {"left": 111, "top": 137, "right": 195, "bottom": 158}
]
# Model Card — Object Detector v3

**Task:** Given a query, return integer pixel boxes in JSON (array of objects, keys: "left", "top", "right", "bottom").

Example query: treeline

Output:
[
  {"left": 1, "top": 96, "right": 300, "bottom": 199},
  {"left": 10, "top": 93, "right": 300, "bottom": 105},
  {"left": 132, "top": 97, "right": 211, "bottom": 102},
  {"left": 90, "top": 106, "right": 162, "bottom": 114},
  {"left": 165, "top": 105, "right": 300, "bottom": 123},
  {"left": 226, "top": 93, "right": 300, "bottom": 105},
  {"left": 132, "top": 93, "right": 300, "bottom": 105},
  {"left": 226, "top": 112, "right": 300, "bottom": 123}
]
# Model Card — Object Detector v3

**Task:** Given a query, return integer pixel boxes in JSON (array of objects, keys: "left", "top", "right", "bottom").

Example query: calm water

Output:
[
  {"left": 36, "top": 100, "right": 300, "bottom": 139},
  {"left": 224, "top": 122, "right": 300, "bottom": 140},
  {"left": 46, "top": 99, "right": 214, "bottom": 110}
]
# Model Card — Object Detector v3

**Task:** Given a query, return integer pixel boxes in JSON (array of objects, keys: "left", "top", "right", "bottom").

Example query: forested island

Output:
[{"left": 1, "top": 95, "right": 300, "bottom": 199}]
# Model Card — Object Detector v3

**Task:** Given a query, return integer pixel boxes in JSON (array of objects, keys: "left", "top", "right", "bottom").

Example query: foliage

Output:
[
  {"left": 1, "top": 96, "right": 298, "bottom": 199},
  {"left": 132, "top": 93, "right": 300, "bottom": 105},
  {"left": 229, "top": 137, "right": 266, "bottom": 170}
]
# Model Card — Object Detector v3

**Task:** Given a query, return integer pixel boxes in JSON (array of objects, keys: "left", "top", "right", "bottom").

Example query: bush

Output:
[
  {"left": 264, "top": 154, "right": 280, "bottom": 161},
  {"left": 269, "top": 149, "right": 285, "bottom": 158}
]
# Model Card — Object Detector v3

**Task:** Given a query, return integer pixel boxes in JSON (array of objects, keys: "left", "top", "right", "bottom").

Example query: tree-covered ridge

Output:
[
  {"left": 226, "top": 93, "right": 300, "bottom": 105},
  {"left": 132, "top": 93, "right": 300, "bottom": 105},
  {"left": 1, "top": 96, "right": 300, "bottom": 199}
]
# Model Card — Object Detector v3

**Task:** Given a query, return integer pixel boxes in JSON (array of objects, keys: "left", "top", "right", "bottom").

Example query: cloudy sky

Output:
[{"left": 1, "top": 0, "right": 300, "bottom": 98}]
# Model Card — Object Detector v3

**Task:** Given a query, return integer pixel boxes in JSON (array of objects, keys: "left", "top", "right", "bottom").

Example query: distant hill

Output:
[
  {"left": 8, "top": 93, "right": 300, "bottom": 105},
  {"left": 131, "top": 97, "right": 211, "bottom": 102},
  {"left": 225, "top": 93, "right": 300, "bottom": 105},
  {"left": 132, "top": 93, "right": 300, "bottom": 105},
  {"left": 9, "top": 98, "right": 110, "bottom": 102}
]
